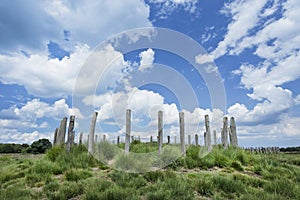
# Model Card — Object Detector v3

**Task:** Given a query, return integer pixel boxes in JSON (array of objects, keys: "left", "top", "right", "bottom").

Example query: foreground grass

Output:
[{"left": 1, "top": 144, "right": 300, "bottom": 200}]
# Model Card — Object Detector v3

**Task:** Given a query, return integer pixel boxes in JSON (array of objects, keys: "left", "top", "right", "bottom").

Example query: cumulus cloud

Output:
[
  {"left": 139, "top": 48, "right": 155, "bottom": 72},
  {"left": 0, "top": 0, "right": 151, "bottom": 53},
  {"left": 0, "top": 44, "right": 90, "bottom": 97}
]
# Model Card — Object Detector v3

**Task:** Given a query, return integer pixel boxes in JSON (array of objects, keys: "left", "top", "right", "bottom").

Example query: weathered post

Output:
[
  {"left": 230, "top": 117, "right": 238, "bottom": 147},
  {"left": 158, "top": 111, "right": 163, "bottom": 155},
  {"left": 79, "top": 132, "right": 83, "bottom": 145},
  {"left": 167, "top": 136, "right": 170, "bottom": 144},
  {"left": 204, "top": 115, "right": 212, "bottom": 151},
  {"left": 195, "top": 134, "right": 199, "bottom": 146},
  {"left": 188, "top": 135, "right": 191, "bottom": 145},
  {"left": 131, "top": 136, "right": 134, "bottom": 143},
  {"left": 179, "top": 112, "right": 186, "bottom": 156},
  {"left": 88, "top": 112, "right": 98, "bottom": 155},
  {"left": 150, "top": 136, "right": 153, "bottom": 143},
  {"left": 67, "top": 115, "right": 75, "bottom": 153},
  {"left": 213, "top": 130, "right": 217, "bottom": 145},
  {"left": 117, "top": 136, "right": 120, "bottom": 145},
  {"left": 53, "top": 128, "right": 59, "bottom": 146},
  {"left": 174, "top": 136, "right": 177, "bottom": 144},
  {"left": 125, "top": 109, "right": 131, "bottom": 154},
  {"left": 204, "top": 132, "right": 207, "bottom": 146},
  {"left": 221, "top": 117, "right": 228, "bottom": 149},
  {"left": 95, "top": 135, "right": 98, "bottom": 143},
  {"left": 103, "top": 135, "right": 106, "bottom": 142},
  {"left": 57, "top": 117, "right": 67, "bottom": 145}
]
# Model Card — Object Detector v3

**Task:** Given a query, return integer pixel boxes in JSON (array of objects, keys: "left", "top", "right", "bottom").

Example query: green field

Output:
[{"left": 1, "top": 144, "right": 300, "bottom": 200}]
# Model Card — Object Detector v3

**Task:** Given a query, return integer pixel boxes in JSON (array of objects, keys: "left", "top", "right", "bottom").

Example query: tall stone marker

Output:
[
  {"left": 125, "top": 109, "right": 131, "bottom": 154},
  {"left": 67, "top": 115, "right": 75, "bottom": 152},
  {"left": 57, "top": 117, "right": 67, "bottom": 145},
  {"left": 221, "top": 117, "right": 228, "bottom": 149},
  {"left": 213, "top": 130, "right": 217, "bottom": 145},
  {"left": 230, "top": 117, "right": 238, "bottom": 147},
  {"left": 88, "top": 112, "right": 98, "bottom": 155},
  {"left": 53, "top": 128, "right": 59, "bottom": 146},
  {"left": 204, "top": 115, "right": 212, "bottom": 151},
  {"left": 158, "top": 111, "right": 163, "bottom": 155},
  {"left": 179, "top": 112, "right": 186, "bottom": 156}
]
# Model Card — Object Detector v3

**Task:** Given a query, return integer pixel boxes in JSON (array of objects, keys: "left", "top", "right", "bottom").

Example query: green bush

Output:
[
  {"left": 64, "top": 169, "right": 92, "bottom": 182},
  {"left": 193, "top": 177, "right": 214, "bottom": 196},
  {"left": 231, "top": 160, "right": 244, "bottom": 171}
]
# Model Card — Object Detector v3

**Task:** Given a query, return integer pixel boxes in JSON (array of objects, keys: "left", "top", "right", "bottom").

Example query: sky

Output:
[{"left": 0, "top": 0, "right": 300, "bottom": 147}]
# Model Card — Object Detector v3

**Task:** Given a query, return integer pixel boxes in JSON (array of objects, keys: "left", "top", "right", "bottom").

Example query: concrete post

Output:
[
  {"left": 167, "top": 136, "right": 170, "bottom": 144},
  {"left": 88, "top": 112, "right": 98, "bottom": 154},
  {"left": 204, "top": 132, "right": 207, "bottom": 146},
  {"left": 57, "top": 117, "right": 67, "bottom": 145},
  {"left": 174, "top": 136, "right": 177, "bottom": 144},
  {"left": 195, "top": 134, "right": 199, "bottom": 146},
  {"left": 53, "top": 128, "right": 59, "bottom": 146},
  {"left": 103, "top": 134, "right": 106, "bottom": 142},
  {"left": 95, "top": 135, "right": 98, "bottom": 143},
  {"left": 188, "top": 135, "right": 191, "bottom": 145},
  {"left": 125, "top": 109, "right": 131, "bottom": 154},
  {"left": 117, "top": 136, "right": 120, "bottom": 145},
  {"left": 204, "top": 115, "right": 212, "bottom": 151},
  {"left": 213, "top": 130, "right": 217, "bottom": 145},
  {"left": 179, "top": 112, "right": 186, "bottom": 156},
  {"left": 230, "top": 117, "right": 238, "bottom": 147},
  {"left": 79, "top": 132, "right": 83, "bottom": 145},
  {"left": 67, "top": 115, "right": 75, "bottom": 153},
  {"left": 158, "top": 111, "right": 163, "bottom": 155},
  {"left": 150, "top": 136, "right": 153, "bottom": 143},
  {"left": 221, "top": 117, "right": 229, "bottom": 149}
]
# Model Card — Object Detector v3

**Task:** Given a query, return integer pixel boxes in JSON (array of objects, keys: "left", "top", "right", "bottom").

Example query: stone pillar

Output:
[
  {"left": 174, "top": 136, "right": 177, "bottom": 144},
  {"left": 167, "top": 136, "right": 170, "bottom": 144},
  {"left": 131, "top": 136, "right": 134, "bottom": 143},
  {"left": 53, "top": 128, "right": 59, "bottom": 146},
  {"left": 125, "top": 109, "right": 131, "bottom": 154},
  {"left": 204, "top": 132, "right": 207, "bottom": 146},
  {"left": 213, "top": 130, "right": 217, "bottom": 145},
  {"left": 188, "top": 135, "right": 191, "bottom": 145},
  {"left": 179, "top": 112, "right": 186, "bottom": 156},
  {"left": 79, "top": 132, "right": 83, "bottom": 145},
  {"left": 150, "top": 136, "right": 153, "bottom": 143},
  {"left": 158, "top": 111, "right": 163, "bottom": 155},
  {"left": 195, "top": 134, "right": 199, "bottom": 146},
  {"left": 95, "top": 135, "right": 98, "bottom": 143},
  {"left": 67, "top": 115, "right": 75, "bottom": 153},
  {"left": 230, "top": 117, "right": 238, "bottom": 147},
  {"left": 57, "top": 117, "right": 67, "bottom": 145},
  {"left": 103, "top": 135, "right": 106, "bottom": 142},
  {"left": 117, "top": 136, "right": 120, "bottom": 145},
  {"left": 204, "top": 115, "right": 212, "bottom": 151},
  {"left": 88, "top": 112, "right": 98, "bottom": 154},
  {"left": 221, "top": 117, "right": 228, "bottom": 149}
]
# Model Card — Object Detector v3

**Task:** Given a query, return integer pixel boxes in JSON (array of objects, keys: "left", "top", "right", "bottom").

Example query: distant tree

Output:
[{"left": 26, "top": 139, "right": 52, "bottom": 154}]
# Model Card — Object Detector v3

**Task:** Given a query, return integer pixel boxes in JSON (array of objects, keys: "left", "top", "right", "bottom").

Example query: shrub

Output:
[
  {"left": 64, "top": 169, "right": 92, "bottom": 182},
  {"left": 231, "top": 160, "right": 244, "bottom": 171},
  {"left": 194, "top": 177, "right": 214, "bottom": 196}
]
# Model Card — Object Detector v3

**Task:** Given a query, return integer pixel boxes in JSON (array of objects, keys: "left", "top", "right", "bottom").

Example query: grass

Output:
[{"left": 0, "top": 143, "right": 300, "bottom": 199}]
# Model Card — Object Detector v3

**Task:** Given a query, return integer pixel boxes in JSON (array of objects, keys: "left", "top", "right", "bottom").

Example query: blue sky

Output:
[{"left": 0, "top": 0, "right": 299, "bottom": 147}]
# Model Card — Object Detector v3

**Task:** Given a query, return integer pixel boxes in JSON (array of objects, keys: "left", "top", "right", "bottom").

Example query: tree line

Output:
[{"left": 0, "top": 138, "right": 52, "bottom": 154}]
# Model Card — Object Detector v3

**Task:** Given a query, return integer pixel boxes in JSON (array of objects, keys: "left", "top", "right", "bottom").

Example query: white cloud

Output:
[
  {"left": 0, "top": 44, "right": 90, "bottom": 97},
  {"left": 211, "top": 0, "right": 268, "bottom": 59},
  {"left": 148, "top": 0, "right": 198, "bottom": 16},
  {"left": 139, "top": 48, "right": 155, "bottom": 72},
  {"left": 45, "top": 0, "right": 152, "bottom": 49},
  {"left": 195, "top": 54, "right": 213, "bottom": 65}
]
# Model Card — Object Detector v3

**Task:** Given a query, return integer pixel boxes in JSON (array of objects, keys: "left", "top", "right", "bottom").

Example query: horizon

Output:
[{"left": 0, "top": 0, "right": 299, "bottom": 147}]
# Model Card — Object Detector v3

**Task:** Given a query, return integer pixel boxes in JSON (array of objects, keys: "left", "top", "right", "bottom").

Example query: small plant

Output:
[{"left": 64, "top": 169, "right": 92, "bottom": 182}]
